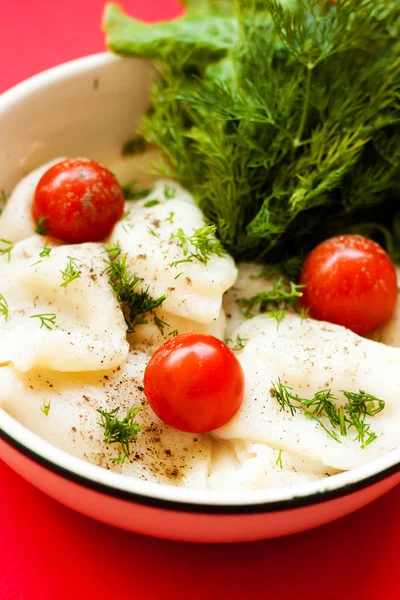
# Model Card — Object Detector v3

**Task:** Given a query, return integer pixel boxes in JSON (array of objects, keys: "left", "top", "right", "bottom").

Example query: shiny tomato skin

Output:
[
  {"left": 143, "top": 333, "right": 245, "bottom": 433},
  {"left": 32, "top": 158, "right": 124, "bottom": 243},
  {"left": 300, "top": 234, "right": 398, "bottom": 335}
]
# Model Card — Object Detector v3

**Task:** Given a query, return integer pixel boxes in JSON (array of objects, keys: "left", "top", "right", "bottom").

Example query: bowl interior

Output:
[{"left": 0, "top": 52, "right": 399, "bottom": 510}]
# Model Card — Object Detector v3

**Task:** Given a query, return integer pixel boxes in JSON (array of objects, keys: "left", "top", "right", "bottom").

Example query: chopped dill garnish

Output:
[
  {"left": 147, "top": 226, "right": 160, "bottom": 238},
  {"left": 60, "top": 257, "right": 81, "bottom": 287},
  {"left": 41, "top": 401, "right": 51, "bottom": 416},
  {"left": 270, "top": 379, "right": 385, "bottom": 448},
  {"left": 121, "top": 182, "right": 151, "bottom": 201},
  {"left": 30, "top": 313, "right": 57, "bottom": 330},
  {"left": 268, "top": 310, "right": 286, "bottom": 330},
  {"left": 121, "top": 210, "right": 131, "bottom": 221},
  {"left": 104, "top": 243, "right": 122, "bottom": 260},
  {"left": 276, "top": 449, "right": 283, "bottom": 469},
  {"left": 97, "top": 405, "right": 144, "bottom": 463},
  {"left": 300, "top": 306, "right": 310, "bottom": 323},
  {"left": 170, "top": 224, "right": 225, "bottom": 267},
  {"left": 144, "top": 199, "right": 160, "bottom": 208},
  {"left": 35, "top": 216, "right": 49, "bottom": 235},
  {"left": 0, "top": 239, "right": 14, "bottom": 262},
  {"left": 174, "top": 271, "right": 184, "bottom": 280},
  {"left": 104, "top": 249, "right": 167, "bottom": 333},
  {"left": 0, "top": 294, "right": 9, "bottom": 321},
  {"left": 225, "top": 334, "right": 248, "bottom": 351},
  {"left": 238, "top": 278, "right": 304, "bottom": 319},
  {"left": 166, "top": 211, "right": 175, "bottom": 224},
  {"left": 168, "top": 329, "right": 179, "bottom": 337},
  {"left": 39, "top": 243, "right": 52, "bottom": 258},
  {"left": 164, "top": 185, "right": 176, "bottom": 200}
]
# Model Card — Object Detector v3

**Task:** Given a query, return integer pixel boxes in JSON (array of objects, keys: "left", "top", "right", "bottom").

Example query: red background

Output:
[{"left": 0, "top": 2, "right": 399, "bottom": 598}]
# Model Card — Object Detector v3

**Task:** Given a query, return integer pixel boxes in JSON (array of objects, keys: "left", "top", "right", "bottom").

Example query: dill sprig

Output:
[
  {"left": 104, "top": 1, "right": 400, "bottom": 269},
  {"left": 104, "top": 246, "right": 167, "bottom": 333},
  {"left": 171, "top": 224, "right": 226, "bottom": 267},
  {"left": 60, "top": 257, "right": 81, "bottom": 287},
  {"left": 97, "top": 405, "right": 144, "bottom": 463},
  {"left": 35, "top": 216, "right": 49, "bottom": 236},
  {"left": 238, "top": 278, "right": 304, "bottom": 318},
  {"left": 0, "top": 239, "right": 14, "bottom": 262},
  {"left": 40, "top": 243, "right": 52, "bottom": 258},
  {"left": 30, "top": 313, "right": 57, "bottom": 330},
  {"left": 225, "top": 334, "right": 248, "bottom": 351},
  {"left": 270, "top": 379, "right": 385, "bottom": 448},
  {"left": 41, "top": 401, "right": 51, "bottom": 416},
  {"left": 0, "top": 294, "right": 9, "bottom": 321},
  {"left": 276, "top": 449, "right": 283, "bottom": 469}
]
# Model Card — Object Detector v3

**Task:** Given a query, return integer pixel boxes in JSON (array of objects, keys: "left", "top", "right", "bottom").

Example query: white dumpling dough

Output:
[
  {"left": 110, "top": 180, "right": 237, "bottom": 324},
  {"left": 223, "top": 262, "right": 274, "bottom": 339},
  {"left": 128, "top": 307, "right": 226, "bottom": 347},
  {"left": 369, "top": 267, "right": 400, "bottom": 347},
  {"left": 0, "top": 236, "right": 128, "bottom": 372},
  {"left": 208, "top": 440, "right": 338, "bottom": 491},
  {"left": 212, "top": 314, "right": 400, "bottom": 471},
  {"left": 0, "top": 350, "right": 212, "bottom": 488},
  {"left": 0, "top": 158, "right": 66, "bottom": 243}
]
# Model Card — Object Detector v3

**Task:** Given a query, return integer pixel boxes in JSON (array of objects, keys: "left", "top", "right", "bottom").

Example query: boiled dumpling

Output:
[
  {"left": 110, "top": 180, "right": 238, "bottom": 324},
  {"left": 0, "top": 235, "right": 128, "bottom": 372},
  {"left": 0, "top": 158, "right": 66, "bottom": 243},
  {"left": 208, "top": 440, "right": 339, "bottom": 491},
  {"left": 128, "top": 307, "right": 226, "bottom": 347},
  {"left": 223, "top": 262, "right": 274, "bottom": 339},
  {"left": 212, "top": 313, "right": 400, "bottom": 471},
  {"left": 0, "top": 349, "right": 212, "bottom": 488},
  {"left": 369, "top": 267, "right": 400, "bottom": 347}
]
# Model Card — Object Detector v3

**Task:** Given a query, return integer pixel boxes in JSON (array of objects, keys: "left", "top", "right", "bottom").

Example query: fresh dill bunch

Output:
[
  {"left": 97, "top": 405, "right": 144, "bottom": 463},
  {"left": 171, "top": 224, "right": 226, "bottom": 267},
  {"left": 270, "top": 379, "right": 385, "bottom": 448},
  {"left": 104, "top": 0, "right": 400, "bottom": 269},
  {"left": 238, "top": 277, "right": 304, "bottom": 318},
  {"left": 104, "top": 247, "right": 167, "bottom": 332},
  {"left": 60, "top": 257, "right": 81, "bottom": 287}
]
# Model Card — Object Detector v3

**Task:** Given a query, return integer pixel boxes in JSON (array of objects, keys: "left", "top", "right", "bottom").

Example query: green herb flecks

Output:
[
  {"left": 144, "top": 199, "right": 160, "bottom": 208},
  {"left": 60, "top": 257, "right": 81, "bottom": 287},
  {"left": 104, "top": 246, "right": 167, "bottom": 333},
  {"left": 164, "top": 185, "right": 176, "bottom": 200},
  {"left": 276, "top": 449, "right": 283, "bottom": 469},
  {"left": 41, "top": 401, "right": 51, "bottom": 416},
  {"left": 104, "top": 1, "right": 400, "bottom": 270},
  {"left": 147, "top": 226, "right": 160, "bottom": 238},
  {"left": 238, "top": 278, "right": 304, "bottom": 319},
  {"left": 166, "top": 211, "right": 175, "bottom": 224},
  {"left": 121, "top": 182, "right": 151, "bottom": 201},
  {"left": 0, "top": 239, "right": 14, "bottom": 262},
  {"left": 270, "top": 379, "right": 385, "bottom": 448},
  {"left": 30, "top": 313, "right": 57, "bottom": 330},
  {"left": 171, "top": 224, "right": 225, "bottom": 267},
  {"left": 35, "top": 216, "right": 49, "bottom": 236},
  {"left": 40, "top": 243, "right": 52, "bottom": 258},
  {"left": 225, "top": 334, "right": 248, "bottom": 351},
  {"left": 97, "top": 405, "right": 144, "bottom": 464},
  {"left": 0, "top": 294, "right": 9, "bottom": 321}
]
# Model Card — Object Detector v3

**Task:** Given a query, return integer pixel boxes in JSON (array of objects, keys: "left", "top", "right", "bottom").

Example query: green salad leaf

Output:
[{"left": 104, "top": 0, "right": 400, "bottom": 271}]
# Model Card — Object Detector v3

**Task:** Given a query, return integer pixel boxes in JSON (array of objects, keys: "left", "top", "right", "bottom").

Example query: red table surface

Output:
[{"left": 0, "top": 2, "right": 399, "bottom": 598}]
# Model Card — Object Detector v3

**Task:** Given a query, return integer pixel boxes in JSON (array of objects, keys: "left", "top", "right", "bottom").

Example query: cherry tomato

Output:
[
  {"left": 143, "top": 333, "right": 245, "bottom": 433},
  {"left": 32, "top": 158, "right": 124, "bottom": 243},
  {"left": 300, "top": 234, "right": 398, "bottom": 335}
]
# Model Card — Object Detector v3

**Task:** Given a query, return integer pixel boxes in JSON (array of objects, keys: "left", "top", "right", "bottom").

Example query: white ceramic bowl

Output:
[{"left": 0, "top": 53, "right": 399, "bottom": 543}]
